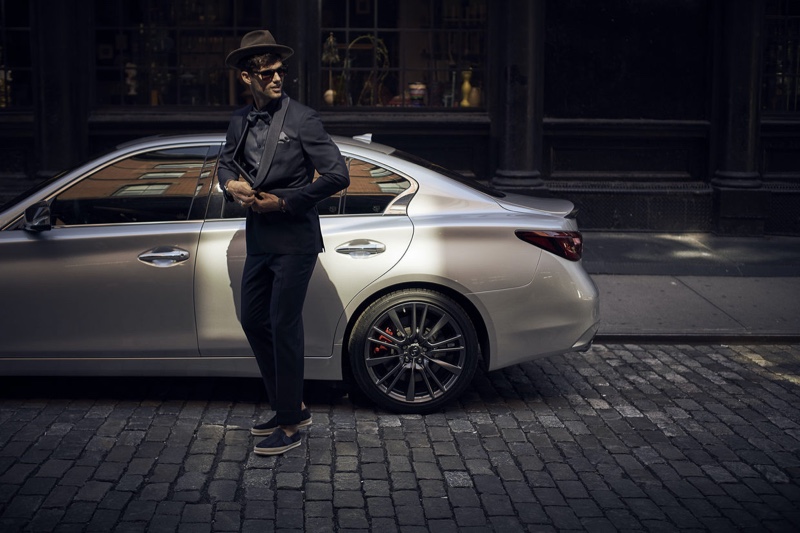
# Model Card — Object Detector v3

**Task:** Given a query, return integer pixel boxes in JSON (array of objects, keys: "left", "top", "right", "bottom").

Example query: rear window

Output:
[{"left": 390, "top": 150, "right": 505, "bottom": 199}]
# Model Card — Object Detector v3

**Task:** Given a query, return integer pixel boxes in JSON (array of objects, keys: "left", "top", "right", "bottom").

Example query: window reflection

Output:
[
  {"left": 300, "top": 157, "right": 413, "bottom": 217},
  {"left": 51, "top": 147, "right": 210, "bottom": 225},
  {"left": 113, "top": 183, "right": 171, "bottom": 196},
  {"left": 341, "top": 158, "right": 410, "bottom": 214}
]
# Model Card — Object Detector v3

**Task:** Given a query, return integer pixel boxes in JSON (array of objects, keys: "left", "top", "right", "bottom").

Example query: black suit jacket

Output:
[{"left": 218, "top": 96, "right": 349, "bottom": 254}]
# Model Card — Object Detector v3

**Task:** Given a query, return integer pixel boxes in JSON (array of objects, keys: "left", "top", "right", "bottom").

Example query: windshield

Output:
[{"left": 391, "top": 149, "right": 506, "bottom": 198}]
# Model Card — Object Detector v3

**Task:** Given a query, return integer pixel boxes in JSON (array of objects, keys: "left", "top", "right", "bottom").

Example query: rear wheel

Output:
[{"left": 348, "top": 289, "right": 479, "bottom": 413}]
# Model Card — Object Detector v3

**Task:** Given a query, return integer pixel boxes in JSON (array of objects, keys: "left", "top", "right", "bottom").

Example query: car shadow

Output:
[
  {"left": 0, "top": 376, "right": 351, "bottom": 405},
  {"left": 0, "top": 362, "right": 563, "bottom": 411}
]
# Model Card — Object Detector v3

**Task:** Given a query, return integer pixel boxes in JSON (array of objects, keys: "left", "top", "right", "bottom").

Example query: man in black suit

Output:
[{"left": 218, "top": 30, "right": 349, "bottom": 456}]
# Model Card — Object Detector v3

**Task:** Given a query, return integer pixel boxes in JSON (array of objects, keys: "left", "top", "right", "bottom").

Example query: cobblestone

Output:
[{"left": 1, "top": 343, "right": 800, "bottom": 531}]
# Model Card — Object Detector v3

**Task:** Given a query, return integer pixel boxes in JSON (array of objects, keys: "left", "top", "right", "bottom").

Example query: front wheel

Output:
[{"left": 348, "top": 289, "right": 479, "bottom": 414}]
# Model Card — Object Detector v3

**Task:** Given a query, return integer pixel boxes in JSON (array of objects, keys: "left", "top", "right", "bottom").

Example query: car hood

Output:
[{"left": 495, "top": 192, "right": 577, "bottom": 218}]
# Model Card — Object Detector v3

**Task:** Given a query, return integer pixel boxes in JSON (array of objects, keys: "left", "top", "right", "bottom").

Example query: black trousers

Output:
[{"left": 240, "top": 252, "right": 317, "bottom": 426}]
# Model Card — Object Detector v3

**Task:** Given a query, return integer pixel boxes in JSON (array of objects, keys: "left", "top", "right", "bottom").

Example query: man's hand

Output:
[
  {"left": 250, "top": 192, "right": 281, "bottom": 213},
  {"left": 226, "top": 178, "right": 256, "bottom": 207},
  {"left": 226, "top": 178, "right": 282, "bottom": 213}
]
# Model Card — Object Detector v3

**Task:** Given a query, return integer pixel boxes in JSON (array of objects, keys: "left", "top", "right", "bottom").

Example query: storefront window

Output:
[
  {"left": 94, "top": 0, "right": 264, "bottom": 107},
  {"left": 763, "top": 0, "right": 800, "bottom": 113},
  {"left": 320, "top": 0, "right": 487, "bottom": 109},
  {"left": 544, "top": 1, "right": 709, "bottom": 120},
  {"left": 0, "top": 0, "right": 32, "bottom": 109}
]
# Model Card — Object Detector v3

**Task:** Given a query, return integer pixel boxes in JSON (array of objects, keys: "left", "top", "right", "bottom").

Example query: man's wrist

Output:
[{"left": 221, "top": 179, "right": 234, "bottom": 201}]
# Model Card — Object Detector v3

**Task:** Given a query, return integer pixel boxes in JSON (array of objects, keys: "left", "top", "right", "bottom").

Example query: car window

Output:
[
  {"left": 313, "top": 169, "right": 344, "bottom": 215},
  {"left": 50, "top": 146, "right": 211, "bottom": 226},
  {"left": 189, "top": 144, "right": 219, "bottom": 220},
  {"left": 391, "top": 148, "right": 505, "bottom": 198},
  {"left": 213, "top": 154, "right": 411, "bottom": 219},
  {"left": 340, "top": 157, "right": 411, "bottom": 215}
]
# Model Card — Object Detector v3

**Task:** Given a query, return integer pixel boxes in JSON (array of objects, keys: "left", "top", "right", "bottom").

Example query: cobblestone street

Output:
[{"left": 1, "top": 343, "right": 799, "bottom": 532}]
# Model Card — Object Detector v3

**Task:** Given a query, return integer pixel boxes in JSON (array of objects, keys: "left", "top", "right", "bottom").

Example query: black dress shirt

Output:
[{"left": 240, "top": 101, "right": 275, "bottom": 181}]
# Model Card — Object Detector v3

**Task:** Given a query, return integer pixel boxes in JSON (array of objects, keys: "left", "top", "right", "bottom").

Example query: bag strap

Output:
[{"left": 252, "top": 96, "right": 290, "bottom": 190}]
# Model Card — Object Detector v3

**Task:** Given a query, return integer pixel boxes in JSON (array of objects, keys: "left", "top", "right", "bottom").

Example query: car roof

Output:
[{"left": 115, "top": 133, "right": 396, "bottom": 156}]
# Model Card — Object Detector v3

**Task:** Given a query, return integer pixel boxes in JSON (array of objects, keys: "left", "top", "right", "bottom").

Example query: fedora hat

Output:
[{"left": 225, "top": 30, "right": 294, "bottom": 69}]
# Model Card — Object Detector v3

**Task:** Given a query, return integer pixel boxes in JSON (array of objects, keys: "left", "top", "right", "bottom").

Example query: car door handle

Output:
[
  {"left": 335, "top": 239, "right": 386, "bottom": 257},
  {"left": 138, "top": 246, "right": 190, "bottom": 267}
]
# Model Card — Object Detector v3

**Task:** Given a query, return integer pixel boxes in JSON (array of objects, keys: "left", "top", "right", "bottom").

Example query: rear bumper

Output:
[
  {"left": 571, "top": 321, "right": 599, "bottom": 352},
  {"left": 475, "top": 254, "right": 600, "bottom": 371}
]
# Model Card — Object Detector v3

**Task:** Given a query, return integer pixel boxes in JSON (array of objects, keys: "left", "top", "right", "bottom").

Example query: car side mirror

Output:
[{"left": 23, "top": 201, "right": 52, "bottom": 232}]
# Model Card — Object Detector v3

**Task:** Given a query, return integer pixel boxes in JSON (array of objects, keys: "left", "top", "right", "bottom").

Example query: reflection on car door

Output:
[
  {"left": 195, "top": 154, "right": 415, "bottom": 358},
  {"left": 0, "top": 145, "right": 213, "bottom": 359}
]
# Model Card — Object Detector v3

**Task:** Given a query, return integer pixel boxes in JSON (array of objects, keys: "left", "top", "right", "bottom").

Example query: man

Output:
[{"left": 218, "top": 30, "right": 349, "bottom": 456}]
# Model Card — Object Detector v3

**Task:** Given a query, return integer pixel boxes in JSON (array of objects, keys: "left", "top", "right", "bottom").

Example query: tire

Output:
[{"left": 348, "top": 288, "right": 479, "bottom": 414}]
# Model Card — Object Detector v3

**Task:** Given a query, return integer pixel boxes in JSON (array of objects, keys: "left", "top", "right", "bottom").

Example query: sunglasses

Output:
[{"left": 251, "top": 66, "right": 288, "bottom": 80}]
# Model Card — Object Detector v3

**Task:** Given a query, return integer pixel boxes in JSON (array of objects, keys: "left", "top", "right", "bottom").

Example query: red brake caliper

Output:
[{"left": 373, "top": 327, "right": 394, "bottom": 355}]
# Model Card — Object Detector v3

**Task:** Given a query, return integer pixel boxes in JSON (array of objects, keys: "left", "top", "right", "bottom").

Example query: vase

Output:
[
  {"left": 460, "top": 70, "right": 472, "bottom": 107},
  {"left": 468, "top": 86, "right": 481, "bottom": 107},
  {"left": 408, "top": 82, "right": 426, "bottom": 106}
]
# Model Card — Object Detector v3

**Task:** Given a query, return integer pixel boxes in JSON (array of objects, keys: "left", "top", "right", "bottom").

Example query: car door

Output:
[
  {"left": 0, "top": 143, "right": 214, "bottom": 359},
  {"left": 195, "top": 151, "right": 416, "bottom": 358}
]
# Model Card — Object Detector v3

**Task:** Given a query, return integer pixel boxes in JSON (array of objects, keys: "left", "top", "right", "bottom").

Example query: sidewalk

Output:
[{"left": 582, "top": 232, "right": 800, "bottom": 341}]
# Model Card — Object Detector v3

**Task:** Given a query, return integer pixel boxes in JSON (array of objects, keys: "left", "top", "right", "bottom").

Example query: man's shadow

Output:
[{"left": 225, "top": 227, "right": 348, "bottom": 377}]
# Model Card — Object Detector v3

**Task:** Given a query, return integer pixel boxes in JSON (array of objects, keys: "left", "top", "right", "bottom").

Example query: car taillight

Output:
[{"left": 515, "top": 230, "right": 583, "bottom": 261}]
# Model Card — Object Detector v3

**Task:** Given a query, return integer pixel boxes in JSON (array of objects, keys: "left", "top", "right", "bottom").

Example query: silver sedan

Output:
[{"left": 0, "top": 134, "right": 599, "bottom": 413}]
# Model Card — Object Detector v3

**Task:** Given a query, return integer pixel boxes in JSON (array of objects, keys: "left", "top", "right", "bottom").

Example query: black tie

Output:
[{"left": 247, "top": 109, "right": 272, "bottom": 125}]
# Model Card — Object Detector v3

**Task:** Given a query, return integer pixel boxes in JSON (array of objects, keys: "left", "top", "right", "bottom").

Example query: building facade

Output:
[{"left": 1, "top": 0, "right": 798, "bottom": 234}]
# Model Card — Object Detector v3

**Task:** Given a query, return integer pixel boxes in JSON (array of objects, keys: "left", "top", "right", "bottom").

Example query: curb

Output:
[{"left": 595, "top": 333, "right": 800, "bottom": 344}]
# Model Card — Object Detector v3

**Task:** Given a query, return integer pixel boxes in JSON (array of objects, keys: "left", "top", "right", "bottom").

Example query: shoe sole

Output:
[
  {"left": 250, "top": 416, "right": 312, "bottom": 437},
  {"left": 253, "top": 438, "right": 302, "bottom": 456}
]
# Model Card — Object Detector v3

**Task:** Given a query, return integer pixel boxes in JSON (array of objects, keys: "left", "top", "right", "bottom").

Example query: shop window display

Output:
[
  {"left": 0, "top": 0, "right": 32, "bottom": 109},
  {"left": 94, "top": 0, "right": 264, "bottom": 107},
  {"left": 763, "top": 0, "right": 800, "bottom": 113},
  {"left": 320, "top": 0, "right": 487, "bottom": 109}
]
